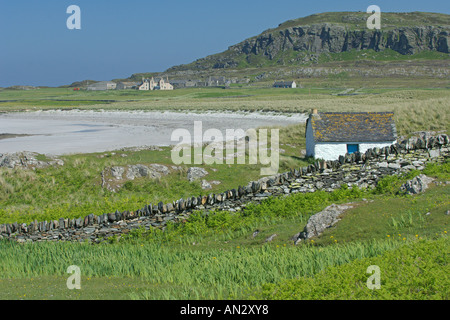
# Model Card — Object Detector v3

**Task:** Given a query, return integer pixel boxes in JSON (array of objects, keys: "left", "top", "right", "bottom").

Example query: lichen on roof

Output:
[{"left": 309, "top": 112, "right": 397, "bottom": 143}]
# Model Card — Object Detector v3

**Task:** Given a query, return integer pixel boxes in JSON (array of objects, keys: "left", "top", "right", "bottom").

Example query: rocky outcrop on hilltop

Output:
[
  {"left": 231, "top": 25, "right": 449, "bottom": 59},
  {"left": 167, "top": 12, "right": 450, "bottom": 73}
]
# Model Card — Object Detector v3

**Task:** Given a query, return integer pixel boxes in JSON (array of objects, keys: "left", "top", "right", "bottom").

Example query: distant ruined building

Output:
[
  {"left": 116, "top": 82, "right": 138, "bottom": 90},
  {"left": 137, "top": 77, "right": 174, "bottom": 91},
  {"left": 207, "top": 76, "right": 227, "bottom": 87},
  {"left": 87, "top": 81, "right": 117, "bottom": 91}
]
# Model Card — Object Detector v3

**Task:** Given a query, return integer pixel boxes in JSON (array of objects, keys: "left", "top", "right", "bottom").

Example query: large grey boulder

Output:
[
  {"left": 126, "top": 165, "right": 151, "bottom": 180},
  {"left": 111, "top": 166, "right": 125, "bottom": 180},
  {"left": 149, "top": 164, "right": 170, "bottom": 176},
  {"left": 125, "top": 164, "right": 170, "bottom": 180},
  {"left": 187, "top": 167, "right": 208, "bottom": 182},
  {"left": 400, "top": 174, "right": 435, "bottom": 195},
  {"left": 295, "top": 203, "right": 354, "bottom": 242},
  {"left": 0, "top": 152, "right": 64, "bottom": 169},
  {"left": 0, "top": 154, "right": 18, "bottom": 168},
  {"left": 201, "top": 180, "right": 212, "bottom": 190}
]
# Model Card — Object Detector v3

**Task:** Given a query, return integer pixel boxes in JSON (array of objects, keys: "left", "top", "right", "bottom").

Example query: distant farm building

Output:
[
  {"left": 273, "top": 81, "right": 297, "bottom": 88},
  {"left": 116, "top": 82, "right": 138, "bottom": 90},
  {"left": 87, "top": 81, "right": 117, "bottom": 91},
  {"left": 169, "top": 77, "right": 248, "bottom": 88},
  {"left": 137, "top": 77, "right": 173, "bottom": 91},
  {"left": 207, "top": 76, "right": 227, "bottom": 87},
  {"left": 305, "top": 110, "right": 397, "bottom": 161}
]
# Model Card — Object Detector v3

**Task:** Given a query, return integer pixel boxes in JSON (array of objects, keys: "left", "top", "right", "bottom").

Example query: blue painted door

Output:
[{"left": 347, "top": 144, "right": 359, "bottom": 154}]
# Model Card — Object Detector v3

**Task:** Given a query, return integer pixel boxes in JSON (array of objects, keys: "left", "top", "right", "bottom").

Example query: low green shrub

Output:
[
  {"left": 251, "top": 237, "right": 449, "bottom": 300},
  {"left": 422, "top": 160, "right": 450, "bottom": 180}
]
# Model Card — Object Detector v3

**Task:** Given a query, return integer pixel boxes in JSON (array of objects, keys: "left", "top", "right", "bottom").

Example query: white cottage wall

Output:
[
  {"left": 314, "top": 141, "right": 396, "bottom": 161},
  {"left": 315, "top": 143, "right": 348, "bottom": 160}
]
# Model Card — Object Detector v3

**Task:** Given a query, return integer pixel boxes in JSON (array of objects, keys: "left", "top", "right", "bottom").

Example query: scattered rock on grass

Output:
[
  {"left": 294, "top": 203, "right": 355, "bottom": 243},
  {"left": 187, "top": 167, "right": 208, "bottom": 182},
  {"left": 400, "top": 174, "right": 435, "bottom": 195}
]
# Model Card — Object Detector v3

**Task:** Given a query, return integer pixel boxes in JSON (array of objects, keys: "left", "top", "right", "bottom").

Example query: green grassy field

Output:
[
  {"left": 0, "top": 140, "right": 313, "bottom": 225},
  {"left": 0, "top": 160, "right": 448, "bottom": 300},
  {"left": 0, "top": 85, "right": 449, "bottom": 300},
  {"left": 2, "top": 237, "right": 447, "bottom": 300},
  {"left": 0, "top": 86, "right": 448, "bottom": 225}
]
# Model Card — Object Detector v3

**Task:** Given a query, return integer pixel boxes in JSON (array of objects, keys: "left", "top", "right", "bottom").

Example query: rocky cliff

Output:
[
  {"left": 235, "top": 24, "right": 448, "bottom": 56},
  {"left": 167, "top": 12, "right": 449, "bottom": 72}
]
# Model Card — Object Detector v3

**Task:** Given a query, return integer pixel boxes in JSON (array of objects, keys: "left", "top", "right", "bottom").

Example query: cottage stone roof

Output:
[{"left": 308, "top": 112, "right": 397, "bottom": 143}]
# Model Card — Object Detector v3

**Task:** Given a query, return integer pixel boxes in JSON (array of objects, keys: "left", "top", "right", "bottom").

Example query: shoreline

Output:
[{"left": 0, "top": 133, "right": 33, "bottom": 141}]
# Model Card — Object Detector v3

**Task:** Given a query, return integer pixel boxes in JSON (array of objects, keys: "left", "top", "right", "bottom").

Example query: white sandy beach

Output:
[{"left": 0, "top": 110, "right": 307, "bottom": 155}]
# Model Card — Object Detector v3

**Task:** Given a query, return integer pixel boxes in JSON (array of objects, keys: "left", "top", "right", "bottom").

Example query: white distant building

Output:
[
  {"left": 305, "top": 110, "right": 397, "bottom": 161},
  {"left": 137, "top": 78, "right": 153, "bottom": 91},
  {"left": 137, "top": 77, "right": 173, "bottom": 91},
  {"left": 158, "top": 77, "right": 173, "bottom": 90},
  {"left": 87, "top": 81, "right": 117, "bottom": 91}
]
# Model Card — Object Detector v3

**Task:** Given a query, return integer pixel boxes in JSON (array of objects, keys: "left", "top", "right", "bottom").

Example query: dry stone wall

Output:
[{"left": 1, "top": 133, "right": 448, "bottom": 243}]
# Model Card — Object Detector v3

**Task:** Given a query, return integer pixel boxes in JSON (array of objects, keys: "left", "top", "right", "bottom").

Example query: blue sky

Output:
[{"left": 0, "top": 0, "right": 449, "bottom": 87}]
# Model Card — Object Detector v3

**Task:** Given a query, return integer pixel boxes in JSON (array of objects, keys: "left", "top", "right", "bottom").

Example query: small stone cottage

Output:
[
  {"left": 306, "top": 110, "right": 397, "bottom": 161},
  {"left": 273, "top": 81, "right": 297, "bottom": 88}
]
